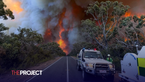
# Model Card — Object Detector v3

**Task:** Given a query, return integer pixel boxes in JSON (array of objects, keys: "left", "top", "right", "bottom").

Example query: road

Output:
[{"left": 26, "top": 56, "right": 120, "bottom": 82}]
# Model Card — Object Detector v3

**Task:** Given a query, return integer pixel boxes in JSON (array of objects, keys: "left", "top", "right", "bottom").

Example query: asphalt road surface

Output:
[{"left": 26, "top": 56, "right": 120, "bottom": 82}]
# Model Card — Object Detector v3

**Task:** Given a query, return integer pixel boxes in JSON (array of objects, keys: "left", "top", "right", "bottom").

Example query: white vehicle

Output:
[
  {"left": 76, "top": 48, "right": 115, "bottom": 81},
  {"left": 119, "top": 46, "right": 145, "bottom": 82}
]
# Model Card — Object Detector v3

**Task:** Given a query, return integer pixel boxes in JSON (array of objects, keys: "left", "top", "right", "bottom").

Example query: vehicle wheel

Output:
[
  {"left": 82, "top": 69, "right": 89, "bottom": 81},
  {"left": 77, "top": 64, "right": 81, "bottom": 71},
  {"left": 107, "top": 75, "right": 114, "bottom": 82}
]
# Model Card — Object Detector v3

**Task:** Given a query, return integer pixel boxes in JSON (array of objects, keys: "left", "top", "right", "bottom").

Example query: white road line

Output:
[
  {"left": 70, "top": 56, "right": 77, "bottom": 60},
  {"left": 67, "top": 56, "right": 69, "bottom": 82},
  {"left": 26, "top": 57, "right": 63, "bottom": 82}
]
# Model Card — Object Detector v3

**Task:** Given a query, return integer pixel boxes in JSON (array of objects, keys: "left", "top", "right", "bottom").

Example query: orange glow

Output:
[
  {"left": 70, "top": 0, "right": 85, "bottom": 19},
  {"left": 124, "top": 37, "right": 131, "bottom": 42},
  {"left": 123, "top": 11, "right": 145, "bottom": 42},
  {"left": 44, "top": 29, "right": 52, "bottom": 41},
  {"left": 57, "top": 20, "right": 66, "bottom": 50},
  {"left": 57, "top": 39, "right": 67, "bottom": 53},
  {"left": 56, "top": 11, "right": 68, "bottom": 54},
  {"left": 4, "top": 0, "right": 23, "bottom": 13},
  {"left": 44, "top": 1, "right": 85, "bottom": 55},
  {"left": 124, "top": 38, "right": 127, "bottom": 42},
  {"left": 124, "top": 11, "right": 145, "bottom": 18},
  {"left": 124, "top": 12, "right": 131, "bottom": 17},
  {"left": 46, "top": 29, "right": 51, "bottom": 36}
]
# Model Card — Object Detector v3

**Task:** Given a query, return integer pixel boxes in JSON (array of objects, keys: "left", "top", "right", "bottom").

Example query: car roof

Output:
[{"left": 84, "top": 49, "right": 100, "bottom": 52}]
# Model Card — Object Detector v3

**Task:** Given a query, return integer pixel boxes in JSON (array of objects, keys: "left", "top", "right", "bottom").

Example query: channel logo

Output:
[{"left": 11, "top": 70, "right": 42, "bottom": 75}]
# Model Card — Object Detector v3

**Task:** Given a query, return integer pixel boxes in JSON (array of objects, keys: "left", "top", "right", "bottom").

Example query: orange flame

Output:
[
  {"left": 124, "top": 11, "right": 145, "bottom": 18},
  {"left": 124, "top": 38, "right": 127, "bottom": 42},
  {"left": 56, "top": 11, "right": 68, "bottom": 54},
  {"left": 124, "top": 12, "right": 131, "bottom": 17},
  {"left": 4, "top": 0, "right": 23, "bottom": 14},
  {"left": 124, "top": 11, "right": 145, "bottom": 42},
  {"left": 124, "top": 37, "right": 131, "bottom": 42}
]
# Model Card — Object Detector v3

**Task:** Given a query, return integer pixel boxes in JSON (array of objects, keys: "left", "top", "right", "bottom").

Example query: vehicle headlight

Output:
[
  {"left": 109, "top": 64, "right": 115, "bottom": 69},
  {"left": 85, "top": 63, "right": 94, "bottom": 68}
]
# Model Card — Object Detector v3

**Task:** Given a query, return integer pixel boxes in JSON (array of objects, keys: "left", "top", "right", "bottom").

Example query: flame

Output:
[
  {"left": 43, "top": 0, "right": 85, "bottom": 55},
  {"left": 124, "top": 37, "right": 131, "bottom": 42},
  {"left": 56, "top": 11, "right": 68, "bottom": 54},
  {"left": 55, "top": 0, "right": 84, "bottom": 55},
  {"left": 124, "top": 11, "right": 145, "bottom": 18},
  {"left": 124, "top": 38, "right": 127, "bottom": 42},
  {"left": 57, "top": 19, "right": 66, "bottom": 49},
  {"left": 124, "top": 12, "right": 131, "bottom": 17},
  {"left": 4, "top": 0, "right": 23, "bottom": 13},
  {"left": 124, "top": 11, "right": 145, "bottom": 42}
]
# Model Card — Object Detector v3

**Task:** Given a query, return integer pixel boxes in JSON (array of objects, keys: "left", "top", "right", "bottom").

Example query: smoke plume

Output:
[{"left": 1, "top": 0, "right": 145, "bottom": 54}]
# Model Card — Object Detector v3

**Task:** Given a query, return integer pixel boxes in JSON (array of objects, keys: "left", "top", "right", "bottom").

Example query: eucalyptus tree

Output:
[
  {"left": 116, "top": 15, "right": 145, "bottom": 50},
  {"left": 0, "top": 0, "right": 14, "bottom": 36},
  {"left": 81, "top": 1, "right": 130, "bottom": 51}
]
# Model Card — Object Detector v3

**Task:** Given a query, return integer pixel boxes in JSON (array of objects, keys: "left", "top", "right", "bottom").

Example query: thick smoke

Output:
[
  {"left": 19, "top": 0, "right": 70, "bottom": 35},
  {"left": 1, "top": 0, "right": 145, "bottom": 53},
  {"left": 1, "top": 0, "right": 85, "bottom": 53},
  {"left": 130, "top": 0, "right": 145, "bottom": 14},
  {"left": 1, "top": 0, "right": 71, "bottom": 34}
]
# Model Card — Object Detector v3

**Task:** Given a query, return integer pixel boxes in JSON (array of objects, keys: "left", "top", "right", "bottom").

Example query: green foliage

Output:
[
  {"left": 113, "top": 57, "right": 121, "bottom": 71},
  {"left": 0, "top": 0, "right": 15, "bottom": 42},
  {"left": 0, "top": 23, "right": 9, "bottom": 37},
  {"left": 118, "top": 15, "right": 145, "bottom": 50},
  {"left": 0, "top": 0, "right": 14, "bottom": 20},
  {"left": 16, "top": 27, "right": 43, "bottom": 45},
  {"left": 86, "top": 1, "right": 129, "bottom": 18},
  {"left": 0, "top": 28, "right": 65, "bottom": 74},
  {"left": 39, "top": 42, "right": 66, "bottom": 56},
  {"left": 69, "top": 0, "right": 145, "bottom": 72},
  {"left": 69, "top": 42, "right": 98, "bottom": 56},
  {"left": 0, "top": 0, "right": 65, "bottom": 74},
  {"left": 77, "top": 1, "right": 145, "bottom": 71},
  {"left": 81, "top": 1, "right": 145, "bottom": 54},
  {"left": 81, "top": 1, "right": 130, "bottom": 52},
  {"left": 80, "top": 19, "right": 100, "bottom": 42}
]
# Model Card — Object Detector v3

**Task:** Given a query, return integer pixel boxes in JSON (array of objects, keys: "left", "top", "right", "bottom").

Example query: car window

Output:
[{"left": 84, "top": 52, "right": 103, "bottom": 59}]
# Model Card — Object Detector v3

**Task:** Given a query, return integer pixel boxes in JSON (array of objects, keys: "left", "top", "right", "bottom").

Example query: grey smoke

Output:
[
  {"left": 0, "top": 0, "right": 84, "bottom": 52},
  {"left": 1, "top": 0, "right": 145, "bottom": 52}
]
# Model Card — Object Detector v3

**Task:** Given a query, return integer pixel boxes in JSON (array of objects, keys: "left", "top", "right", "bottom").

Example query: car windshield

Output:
[{"left": 84, "top": 52, "right": 103, "bottom": 59}]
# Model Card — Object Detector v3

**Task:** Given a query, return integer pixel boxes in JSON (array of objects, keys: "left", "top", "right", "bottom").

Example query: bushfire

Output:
[
  {"left": 43, "top": 0, "right": 84, "bottom": 54},
  {"left": 57, "top": 11, "right": 67, "bottom": 54},
  {"left": 3, "top": 0, "right": 145, "bottom": 54}
]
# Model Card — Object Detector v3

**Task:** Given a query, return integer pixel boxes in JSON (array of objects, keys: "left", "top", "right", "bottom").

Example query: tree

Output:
[
  {"left": 11, "top": 28, "right": 44, "bottom": 59},
  {"left": 0, "top": 27, "right": 51, "bottom": 69},
  {"left": 39, "top": 42, "right": 66, "bottom": 56},
  {"left": 0, "top": 0, "right": 14, "bottom": 36},
  {"left": 116, "top": 15, "right": 145, "bottom": 51},
  {"left": 81, "top": 1, "right": 130, "bottom": 52},
  {"left": 0, "top": 0, "right": 14, "bottom": 20},
  {"left": 16, "top": 28, "right": 43, "bottom": 45},
  {"left": 69, "top": 42, "right": 98, "bottom": 56},
  {"left": 0, "top": 34, "right": 21, "bottom": 69}
]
